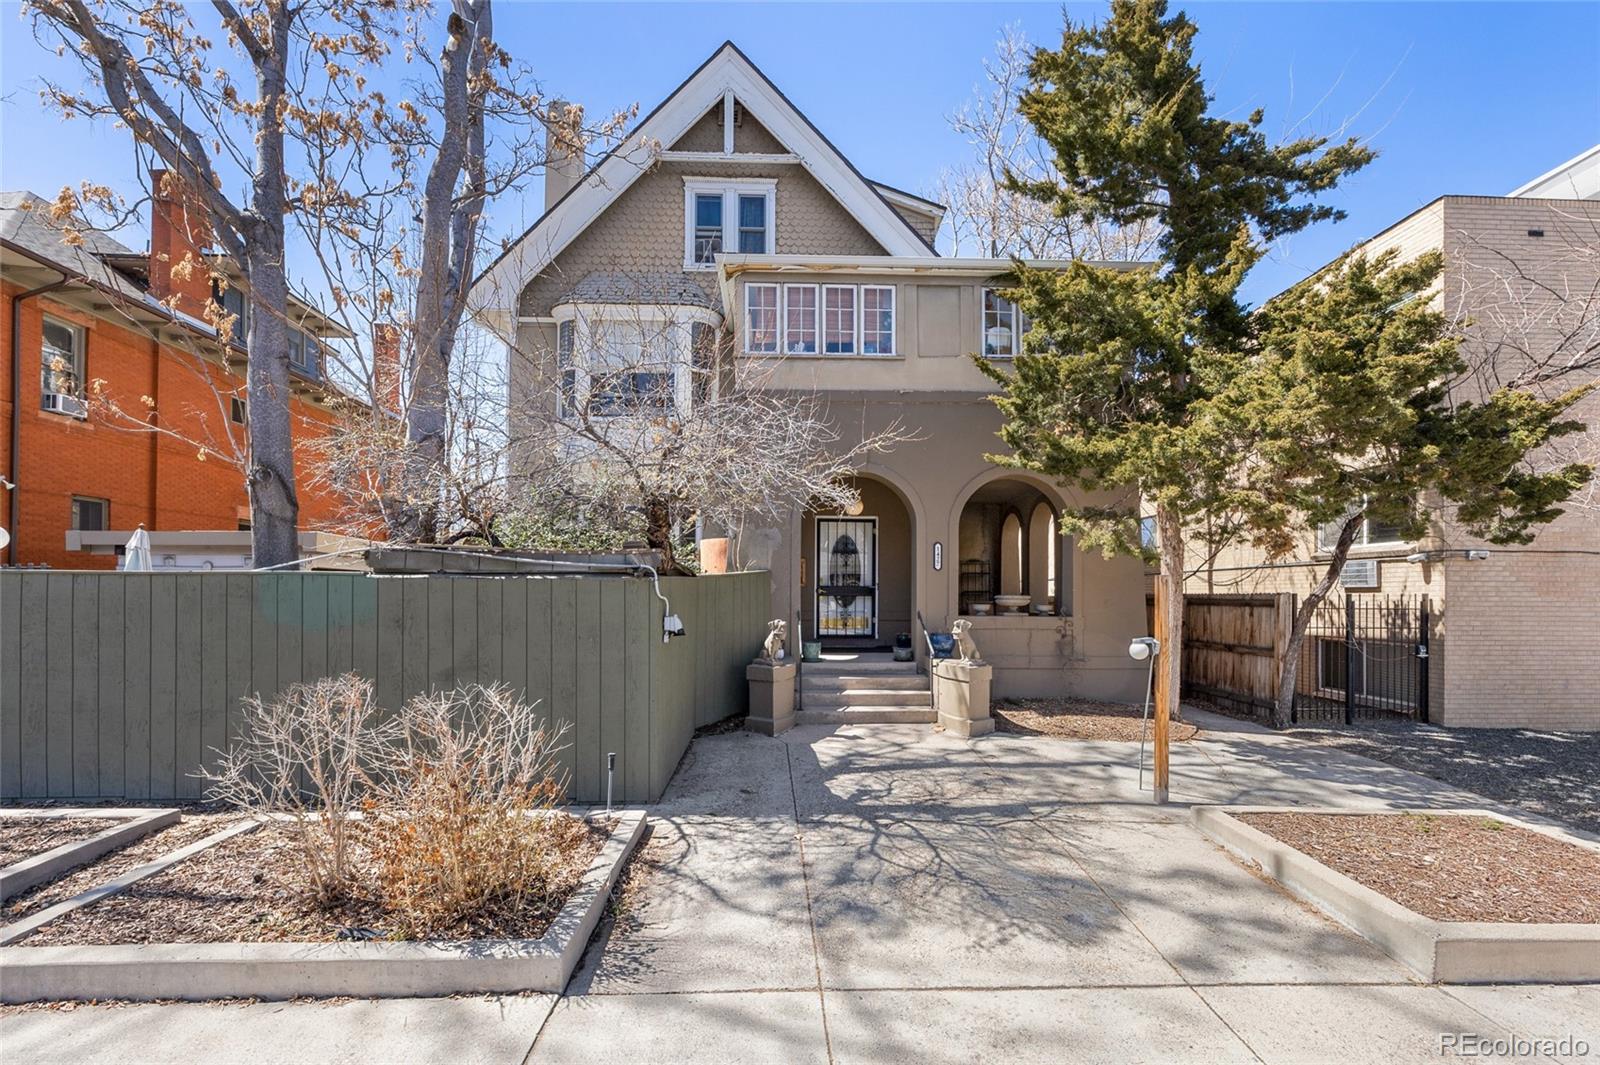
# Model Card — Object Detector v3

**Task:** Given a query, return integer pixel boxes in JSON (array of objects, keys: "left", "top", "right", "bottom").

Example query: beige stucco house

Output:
[
  {"left": 471, "top": 42, "right": 1149, "bottom": 705},
  {"left": 1184, "top": 147, "right": 1600, "bottom": 730}
]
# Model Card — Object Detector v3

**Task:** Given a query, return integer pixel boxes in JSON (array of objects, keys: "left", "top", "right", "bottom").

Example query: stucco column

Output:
[
  {"left": 746, "top": 660, "right": 797, "bottom": 736},
  {"left": 932, "top": 658, "right": 994, "bottom": 737}
]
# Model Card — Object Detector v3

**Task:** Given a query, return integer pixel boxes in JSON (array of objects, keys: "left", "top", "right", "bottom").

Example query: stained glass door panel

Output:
[{"left": 816, "top": 518, "right": 877, "bottom": 638}]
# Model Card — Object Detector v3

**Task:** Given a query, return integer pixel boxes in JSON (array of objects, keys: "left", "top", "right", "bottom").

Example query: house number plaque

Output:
[{"left": 932, "top": 542, "right": 943, "bottom": 571}]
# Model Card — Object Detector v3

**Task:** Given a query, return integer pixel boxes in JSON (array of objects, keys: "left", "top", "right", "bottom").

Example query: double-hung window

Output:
[
  {"left": 783, "top": 285, "right": 818, "bottom": 355},
  {"left": 71, "top": 496, "right": 109, "bottom": 532},
  {"left": 860, "top": 286, "right": 895, "bottom": 355},
  {"left": 981, "top": 288, "right": 1029, "bottom": 358},
  {"left": 556, "top": 319, "right": 578, "bottom": 416},
  {"left": 744, "top": 283, "right": 780, "bottom": 354},
  {"left": 684, "top": 179, "right": 776, "bottom": 268},
  {"left": 41, "top": 316, "right": 85, "bottom": 399},
  {"left": 746, "top": 283, "right": 896, "bottom": 356},
  {"left": 822, "top": 286, "right": 857, "bottom": 354},
  {"left": 1316, "top": 500, "right": 1407, "bottom": 551}
]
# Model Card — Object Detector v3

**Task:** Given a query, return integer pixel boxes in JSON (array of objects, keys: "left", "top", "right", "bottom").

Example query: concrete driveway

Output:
[{"left": 5, "top": 713, "right": 1597, "bottom": 1063}]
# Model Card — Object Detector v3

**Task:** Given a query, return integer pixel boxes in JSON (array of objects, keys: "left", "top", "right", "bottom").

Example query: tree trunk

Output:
[
  {"left": 1155, "top": 503, "right": 1185, "bottom": 726},
  {"left": 243, "top": 7, "right": 299, "bottom": 570},
  {"left": 1271, "top": 512, "right": 1365, "bottom": 729},
  {"left": 644, "top": 495, "right": 680, "bottom": 574},
  {"left": 395, "top": 0, "right": 493, "bottom": 545}
]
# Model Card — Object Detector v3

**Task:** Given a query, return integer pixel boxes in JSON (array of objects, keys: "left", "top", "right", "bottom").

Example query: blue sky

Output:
[{"left": 3, "top": 2, "right": 1597, "bottom": 306}]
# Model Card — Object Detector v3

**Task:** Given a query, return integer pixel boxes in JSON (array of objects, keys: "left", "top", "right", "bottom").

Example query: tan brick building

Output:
[{"left": 1186, "top": 149, "right": 1600, "bottom": 730}]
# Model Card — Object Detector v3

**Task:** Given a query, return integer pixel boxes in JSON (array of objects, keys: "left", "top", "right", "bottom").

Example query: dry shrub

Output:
[
  {"left": 203, "top": 674, "right": 395, "bottom": 903},
  {"left": 370, "top": 684, "right": 580, "bottom": 937}
]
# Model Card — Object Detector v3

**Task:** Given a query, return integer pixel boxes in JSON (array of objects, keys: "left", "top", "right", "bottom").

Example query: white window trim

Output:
[
  {"left": 781, "top": 283, "right": 819, "bottom": 356},
  {"left": 745, "top": 283, "right": 897, "bottom": 358},
  {"left": 743, "top": 282, "right": 781, "bottom": 355},
  {"left": 41, "top": 314, "right": 86, "bottom": 398},
  {"left": 860, "top": 285, "right": 896, "bottom": 357},
  {"left": 551, "top": 303, "right": 721, "bottom": 418},
  {"left": 683, "top": 177, "right": 777, "bottom": 270},
  {"left": 980, "top": 287, "right": 1029, "bottom": 359},
  {"left": 1315, "top": 497, "right": 1411, "bottom": 552},
  {"left": 821, "top": 284, "right": 858, "bottom": 356}
]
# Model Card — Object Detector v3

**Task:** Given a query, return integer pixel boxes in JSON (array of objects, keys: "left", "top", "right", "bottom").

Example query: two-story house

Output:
[
  {"left": 1, "top": 181, "right": 363, "bottom": 571},
  {"left": 472, "top": 42, "right": 1149, "bottom": 703}
]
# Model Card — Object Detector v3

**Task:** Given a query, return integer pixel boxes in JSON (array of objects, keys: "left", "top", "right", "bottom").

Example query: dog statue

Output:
[
  {"left": 951, "top": 618, "right": 983, "bottom": 664},
  {"left": 761, "top": 619, "right": 787, "bottom": 662}
]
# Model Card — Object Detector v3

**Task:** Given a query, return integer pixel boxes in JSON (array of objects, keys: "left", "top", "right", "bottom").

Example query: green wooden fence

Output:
[{"left": 0, "top": 569, "right": 768, "bottom": 804}]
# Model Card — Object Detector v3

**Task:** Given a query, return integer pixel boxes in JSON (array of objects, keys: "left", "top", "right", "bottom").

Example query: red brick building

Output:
[{"left": 1, "top": 187, "right": 363, "bottom": 570}]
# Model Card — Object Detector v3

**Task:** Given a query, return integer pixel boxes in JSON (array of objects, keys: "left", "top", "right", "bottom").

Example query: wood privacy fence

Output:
[
  {"left": 1175, "top": 593, "right": 1295, "bottom": 719},
  {"left": 0, "top": 569, "right": 768, "bottom": 805}
]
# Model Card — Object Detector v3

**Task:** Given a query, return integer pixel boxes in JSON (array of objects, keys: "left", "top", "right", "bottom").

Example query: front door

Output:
[{"left": 816, "top": 517, "right": 877, "bottom": 639}]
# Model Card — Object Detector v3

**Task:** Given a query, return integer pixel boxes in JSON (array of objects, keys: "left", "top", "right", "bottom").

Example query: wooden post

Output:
[{"left": 1151, "top": 581, "right": 1171, "bottom": 804}]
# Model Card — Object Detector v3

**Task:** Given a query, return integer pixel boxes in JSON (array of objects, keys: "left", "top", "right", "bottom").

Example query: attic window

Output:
[{"left": 683, "top": 178, "right": 775, "bottom": 269}]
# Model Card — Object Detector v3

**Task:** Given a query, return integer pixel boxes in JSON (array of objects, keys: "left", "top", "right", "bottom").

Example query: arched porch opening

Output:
[
  {"left": 957, "top": 477, "right": 1071, "bottom": 617},
  {"left": 800, "top": 473, "right": 916, "bottom": 650}
]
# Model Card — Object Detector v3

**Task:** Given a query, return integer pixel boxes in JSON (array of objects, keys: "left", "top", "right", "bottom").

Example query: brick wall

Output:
[{"left": 2, "top": 280, "right": 352, "bottom": 570}]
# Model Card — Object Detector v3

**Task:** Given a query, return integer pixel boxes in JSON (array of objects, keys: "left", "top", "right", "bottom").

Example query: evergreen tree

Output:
[
  {"left": 983, "top": 0, "right": 1374, "bottom": 733},
  {"left": 1225, "top": 250, "right": 1592, "bottom": 726}
]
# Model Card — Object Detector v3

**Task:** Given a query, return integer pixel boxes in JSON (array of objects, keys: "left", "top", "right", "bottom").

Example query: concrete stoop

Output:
[{"left": 797, "top": 659, "right": 936, "bottom": 725}]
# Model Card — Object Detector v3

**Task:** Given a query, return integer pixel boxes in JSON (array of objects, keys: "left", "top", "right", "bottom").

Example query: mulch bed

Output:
[
  {"left": 1239, "top": 811, "right": 1600, "bottom": 924},
  {"left": 992, "top": 697, "right": 1201, "bottom": 742},
  {"left": 3, "top": 816, "right": 233, "bottom": 923},
  {"left": 0, "top": 818, "right": 125, "bottom": 867},
  {"left": 22, "top": 816, "right": 609, "bottom": 947}
]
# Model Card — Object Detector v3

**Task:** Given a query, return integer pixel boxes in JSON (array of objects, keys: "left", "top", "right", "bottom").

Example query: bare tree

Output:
[
  {"left": 502, "top": 295, "right": 914, "bottom": 573},
  {"left": 933, "top": 25, "right": 1161, "bottom": 261},
  {"left": 28, "top": 0, "right": 398, "bottom": 566}
]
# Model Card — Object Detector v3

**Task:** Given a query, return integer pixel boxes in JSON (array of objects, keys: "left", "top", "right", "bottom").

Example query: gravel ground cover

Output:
[
  {"left": 1288, "top": 722, "right": 1600, "bottom": 835},
  {"left": 0, "top": 818, "right": 124, "bottom": 867},
  {"left": 3, "top": 816, "right": 231, "bottom": 923},
  {"left": 992, "top": 697, "right": 1201, "bottom": 742},
  {"left": 1239, "top": 811, "right": 1600, "bottom": 924},
  {"left": 23, "top": 817, "right": 608, "bottom": 947}
]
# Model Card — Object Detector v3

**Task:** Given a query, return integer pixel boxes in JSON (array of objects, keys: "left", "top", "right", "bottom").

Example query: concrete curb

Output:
[
  {"left": 0, "top": 809, "right": 181, "bottom": 903},
  {"left": 1192, "top": 805, "right": 1600, "bottom": 984},
  {"left": 1, "top": 818, "right": 262, "bottom": 946},
  {"left": 0, "top": 809, "right": 647, "bottom": 1002}
]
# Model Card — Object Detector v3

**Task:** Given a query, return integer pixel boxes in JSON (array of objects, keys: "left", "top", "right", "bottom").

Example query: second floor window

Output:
[
  {"left": 982, "top": 288, "right": 1029, "bottom": 358},
  {"left": 42, "top": 316, "right": 85, "bottom": 398},
  {"left": 823, "top": 286, "right": 856, "bottom": 354},
  {"left": 555, "top": 310, "right": 711, "bottom": 419},
  {"left": 684, "top": 179, "right": 775, "bottom": 268},
  {"left": 1317, "top": 501, "right": 1407, "bottom": 550},
  {"left": 784, "top": 285, "right": 818, "bottom": 355},
  {"left": 745, "top": 283, "right": 779, "bottom": 354}
]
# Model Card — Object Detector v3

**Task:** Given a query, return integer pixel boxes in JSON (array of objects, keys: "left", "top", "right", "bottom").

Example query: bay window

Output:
[
  {"left": 553, "top": 306, "right": 718, "bottom": 418},
  {"left": 684, "top": 178, "right": 776, "bottom": 268}
]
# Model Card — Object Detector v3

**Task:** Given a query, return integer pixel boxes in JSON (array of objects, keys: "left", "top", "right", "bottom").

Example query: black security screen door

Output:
[{"left": 816, "top": 517, "right": 877, "bottom": 638}]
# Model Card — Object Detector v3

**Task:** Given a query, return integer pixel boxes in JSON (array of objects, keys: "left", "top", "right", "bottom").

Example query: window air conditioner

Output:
[
  {"left": 1338, "top": 558, "right": 1379, "bottom": 589},
  {"left": 42, "top": 392, "right": 88, "bottom": 419}
]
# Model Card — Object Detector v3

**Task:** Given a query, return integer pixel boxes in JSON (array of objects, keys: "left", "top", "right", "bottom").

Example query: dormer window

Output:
[{"left": 684, "top": 178, "right": 775, "bottom": 269}]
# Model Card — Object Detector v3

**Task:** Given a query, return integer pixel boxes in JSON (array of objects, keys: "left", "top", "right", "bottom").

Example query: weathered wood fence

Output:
[
  {"left": 1174, "top": 592, "right": 1295, "bottom": 719},
  {"left": 0, "top": 570, "right": 768, "bottom": 805}
]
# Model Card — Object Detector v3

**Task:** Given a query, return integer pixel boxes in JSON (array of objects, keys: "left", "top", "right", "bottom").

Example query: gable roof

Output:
[{"left": 470, "top": 41, "right": 938, "bottom": 327}]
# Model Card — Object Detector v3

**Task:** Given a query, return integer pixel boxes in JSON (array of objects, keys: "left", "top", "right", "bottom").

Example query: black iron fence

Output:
[{"left": 1292, "top": 594, "right": 1431, "bottom": 724}]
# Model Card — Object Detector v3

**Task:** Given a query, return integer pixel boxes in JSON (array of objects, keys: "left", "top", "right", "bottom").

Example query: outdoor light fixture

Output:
[
  {"left": 1128, "top": 637, "right": 1165, "bottom": 804},
  {"left": 844, "top": 496, "right": 865, "bottom": 517},
  {"left": 1406, "top": 549, "right": 1491, "bottom": 564}
]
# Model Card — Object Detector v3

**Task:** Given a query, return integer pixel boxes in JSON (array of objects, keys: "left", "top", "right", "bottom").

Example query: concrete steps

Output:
[{"left": 797, "top": 656, "right": 935, "bottom": 724}]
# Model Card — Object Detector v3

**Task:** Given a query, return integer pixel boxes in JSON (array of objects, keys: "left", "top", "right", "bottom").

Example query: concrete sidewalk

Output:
[{"left": 5, "top": 716, "right": 1597, "bottom": 1064}]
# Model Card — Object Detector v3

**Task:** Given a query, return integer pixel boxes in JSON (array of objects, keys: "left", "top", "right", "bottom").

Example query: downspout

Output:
[{"left": 7, "top": 271, "right": 73, "bottom": 565}]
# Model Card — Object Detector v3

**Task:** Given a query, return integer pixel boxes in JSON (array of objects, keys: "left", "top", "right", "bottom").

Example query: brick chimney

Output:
[
  {"left": 544, "top": 100, "right": 587, "bottom": 211},
  {"left": 148, "top": 169, "right": 215, "bottom": 320},
  {"left": 372, "top": 323, "right": 404, "bottom": 413}
]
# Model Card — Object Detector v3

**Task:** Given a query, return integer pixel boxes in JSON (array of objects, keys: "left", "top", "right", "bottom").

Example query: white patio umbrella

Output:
[{"left": 123, "top": 525, "right": 153, "bottom": 572}]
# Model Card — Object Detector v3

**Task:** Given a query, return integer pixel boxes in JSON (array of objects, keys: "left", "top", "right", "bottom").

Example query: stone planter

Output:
[
  {"left": 932, "top": 658, "right": 994, "bottom": 737},
  {"left": 746, "top": 660, "right": 798, "bottom": 736}
]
